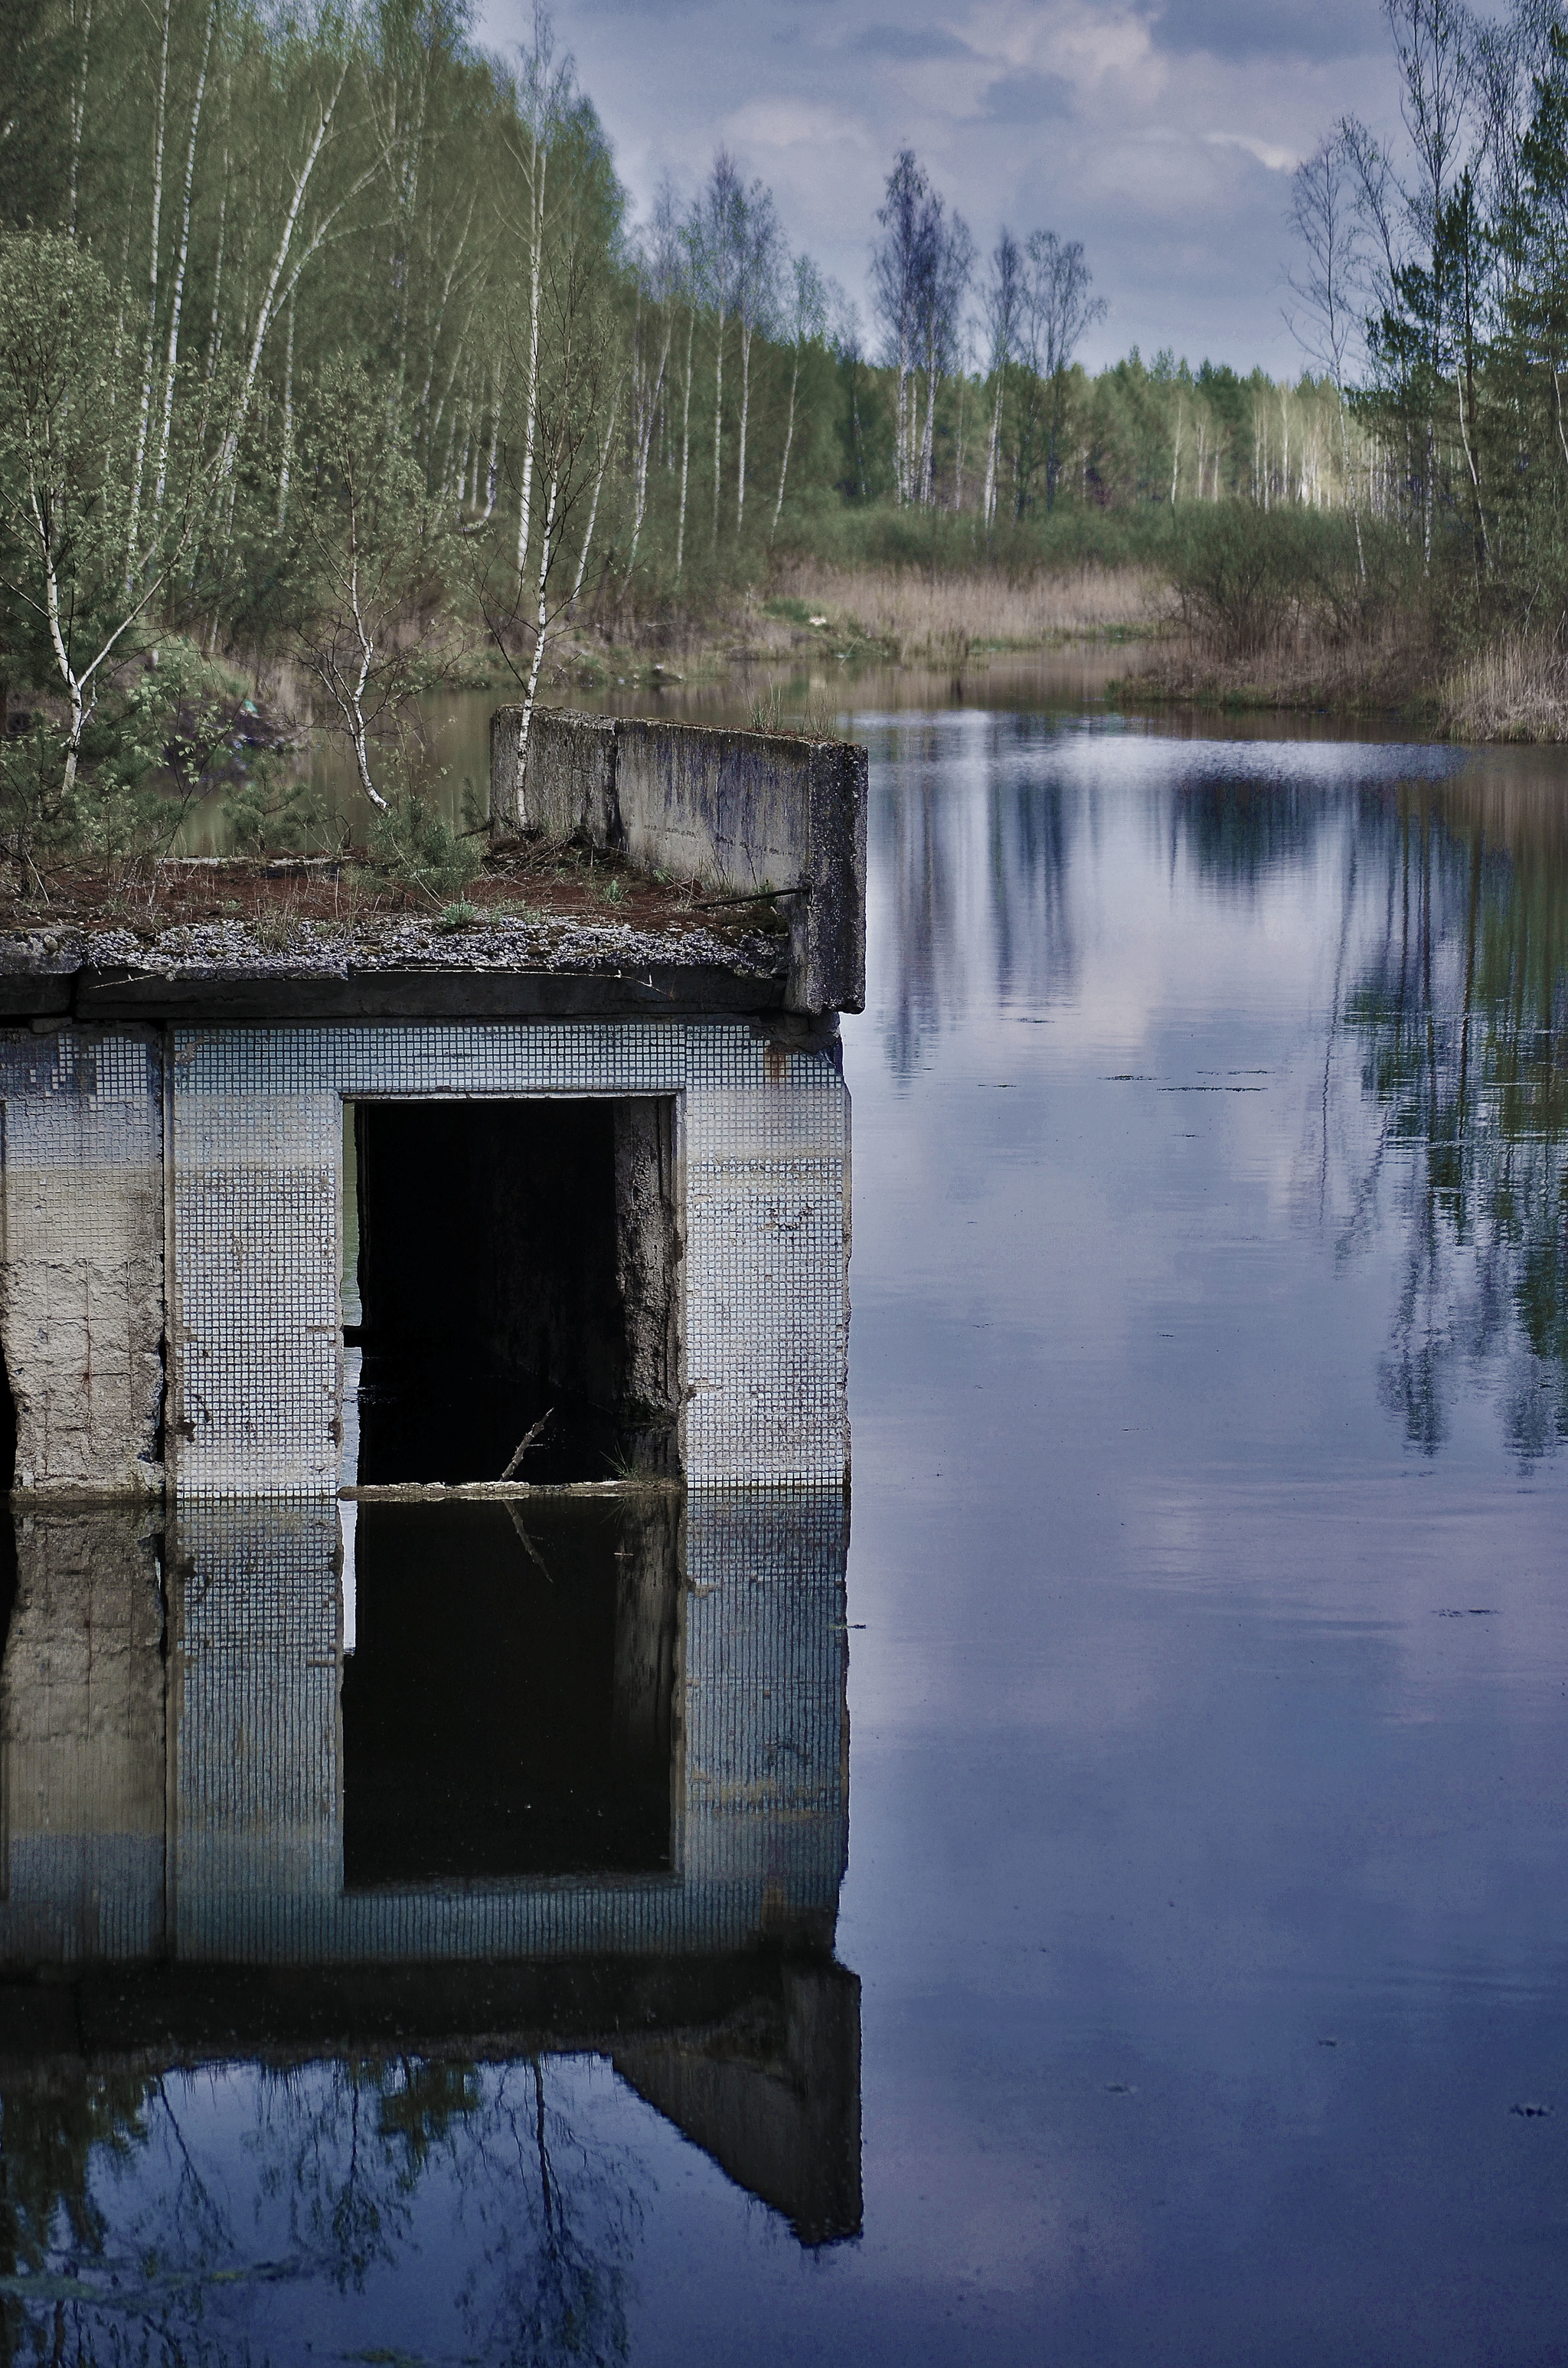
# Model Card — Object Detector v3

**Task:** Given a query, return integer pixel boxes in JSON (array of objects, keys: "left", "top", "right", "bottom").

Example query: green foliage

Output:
[
  {"left": 369, "top": 789, "right": 482, "bottom": 903},
  {"left": 4, "top": 0, "right": 1524, "bottom": 739},
  {"left": 0, "top": 635, "right": 243, "bottom": 887},
  {"left": 224, "top": 754, "right": 329, "bottom": 855},
  {"left": 1168, "top": 505, "right": 1421, "bottom": 657}
]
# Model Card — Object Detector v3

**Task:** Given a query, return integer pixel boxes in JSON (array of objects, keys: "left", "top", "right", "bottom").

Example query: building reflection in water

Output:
[{"left": 0, "top": 1491, "right": 858, "bottom": 2350}]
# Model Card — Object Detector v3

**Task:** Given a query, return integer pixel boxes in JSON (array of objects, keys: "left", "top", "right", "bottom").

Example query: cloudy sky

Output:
[{"left": 475, "top": 0, "right": 1406, "bottom": 374}]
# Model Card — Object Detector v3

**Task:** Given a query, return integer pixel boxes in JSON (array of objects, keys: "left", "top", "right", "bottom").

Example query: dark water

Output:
[{"left": 5, "top": 711, "right": 1568, "bottom": 2363}]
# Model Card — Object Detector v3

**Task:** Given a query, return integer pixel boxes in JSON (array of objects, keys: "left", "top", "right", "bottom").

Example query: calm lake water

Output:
[{"left": 5, "top": 705, "right": 1568, "bottom": 2363}]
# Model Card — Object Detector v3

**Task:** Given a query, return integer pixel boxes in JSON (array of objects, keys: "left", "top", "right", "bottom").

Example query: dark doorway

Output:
[
  {"left": 351, "top": 1097, "right": 679, "bottom": 1486},
  {"left": 341, "top": 1500, "right": 679, "bottom": 1885}
]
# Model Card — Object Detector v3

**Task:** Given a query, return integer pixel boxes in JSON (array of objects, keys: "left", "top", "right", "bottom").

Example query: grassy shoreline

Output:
[{"left": 241, "top": 553, "right": 1568, "bottom": 751}]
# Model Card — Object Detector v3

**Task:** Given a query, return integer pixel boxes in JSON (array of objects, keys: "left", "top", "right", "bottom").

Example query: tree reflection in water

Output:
[
  {"left": 0, "top": 2050, "right": 642, "bottom": 2364},
  {"left": 1328, "top": 779, "right": 1568, "bottom": 1457}
]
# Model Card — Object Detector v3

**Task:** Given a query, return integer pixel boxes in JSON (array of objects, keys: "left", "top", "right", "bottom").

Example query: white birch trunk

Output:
[
  {"left": 676, "top": 308, "right": 694, "bottom": 581},
  {"left": 710, "top": 306, "right": 725, "bottom": 544},
  {"left": 416, "top": 195, "right": 474, "bottom": 422},
  {"left": 276, "top": 292, "right": 296, "bottom": 531},
  {"left": 952, "top": 372, "right": 965, "bottom": 509},
  {"left": 126, "top": 0, "right": 173, "bottom": 583},
  {"left": 982, "top": 371, "right": 1003, "bottom": 530},
  {"left": 152, "top": 0, "right": 214, "bottom": 532},
  {"left": 68, "top": 0, "right": 93, "bottom": 239},
  {"left": 218, "top": 64, "right": 349, "bottom": 484},
  {"left": 512, "top": 466, "right": 559, "bottom": 807},
  {"left": 514, "top": 136, "right": 545, "bottom": 579},
  {"left": 735, "top": 320, "right": 751, "bottom": 531},
  {"left": 771, "top": 350, "right": 799, "bottom": 541},
  {"left": 629, "top": 322, "right": 671, "bottom": 570},
  {"left": 205, "top": 147, "right": 228, "bottom": 381},
  {"left": 480, "top": 372, "right": 501, "bottom": 522},
  {"left": 572, "top": 375, "right": 622, "bottom": 607},
  {"left": 919, "top": 347, "right": 937, "bottom": 506}
]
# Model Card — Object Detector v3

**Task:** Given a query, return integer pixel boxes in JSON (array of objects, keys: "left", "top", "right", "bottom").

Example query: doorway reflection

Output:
[{"left": 0, "top": 1489, "right": 859, "bottom": 2356}]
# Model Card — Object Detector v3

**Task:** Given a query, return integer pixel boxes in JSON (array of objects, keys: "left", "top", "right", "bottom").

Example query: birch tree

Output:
[
  {"left": 501, "top": 2, "right": 578, "bottom": 584},
  {"left": 0, "top": 231, "right": 213, "bottom": 877},
  {"left": 627, "top": 179, "right": 681, "bottom": 574},
  {"left": 1288, "top": 130, "right": 1370, "bottom": 577},
  {"left": 981, "top": 230, "right": 1023, "bottom": 531},
  {"left": 733, "top": 178, "right": 779, "bottom": 532},
  {"left": 694, "top": 151, "right": 744, "bottom": 546},
  {"left": 479, "top": 225, "right": 616, "bottom": 808},
  {"left": 772, "top": 253, "right": 828, "bottom": 539},
  {"left": 872, "top": 150, "right": 940, "bottom": 503},
  {"left": 291, "top": 358, "right": 448, "bottom": 814}
]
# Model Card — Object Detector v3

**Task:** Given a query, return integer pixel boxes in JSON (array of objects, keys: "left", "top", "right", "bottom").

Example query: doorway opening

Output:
[
  {"left": 347, "top": 1097, "right": 680, "bottom": 1487},
  {"left": 341, "top": 1499, "right": 679, "bottom": 1884}
]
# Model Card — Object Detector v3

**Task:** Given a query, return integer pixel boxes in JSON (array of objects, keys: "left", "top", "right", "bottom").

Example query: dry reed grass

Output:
[
  {"left": 771, "top": 561, "right": 1168, "bottom": 662},
  {"left": 1440, "top": 637, "right": 1568, "bottom": 741},
  {"left": 1116, "top": 614, "right": 1423, "bottom": 715}
]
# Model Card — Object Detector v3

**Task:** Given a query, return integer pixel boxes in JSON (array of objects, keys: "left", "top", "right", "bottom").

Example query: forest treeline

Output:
[{"left": 8, "top": 0, "right": 1568, "bottom": 868}]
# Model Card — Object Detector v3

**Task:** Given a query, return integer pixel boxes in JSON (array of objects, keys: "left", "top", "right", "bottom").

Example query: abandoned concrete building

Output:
[
  {"left": 0, "top": 708, "right": 865, "bottom": 1498},
  {"left": 0, "top": 711, "right": 868, "bottom": 2245}
]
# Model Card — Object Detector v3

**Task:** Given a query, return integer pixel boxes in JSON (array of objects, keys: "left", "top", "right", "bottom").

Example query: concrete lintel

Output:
[{"left": 74, "top": 963, "right": 786, "bottom": 1025}]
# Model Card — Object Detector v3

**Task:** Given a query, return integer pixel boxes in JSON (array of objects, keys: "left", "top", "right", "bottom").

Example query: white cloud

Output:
[{"left": 1204, "top": 129, "right": 1300, "bottom": 172}]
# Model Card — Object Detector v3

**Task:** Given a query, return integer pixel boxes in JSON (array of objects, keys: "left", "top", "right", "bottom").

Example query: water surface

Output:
[{"left": 4, "top": 708, "right": 1567, "bottom": 2363}]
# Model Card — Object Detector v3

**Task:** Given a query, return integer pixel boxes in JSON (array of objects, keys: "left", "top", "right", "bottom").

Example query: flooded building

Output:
[{"left": 0, "top": 711, "right": 868, "bottom": 2267}]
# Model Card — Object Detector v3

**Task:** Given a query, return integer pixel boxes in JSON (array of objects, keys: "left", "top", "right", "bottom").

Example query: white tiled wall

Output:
[{"left": 168, "top": 1019, "right": 850, "bottom": 1495}]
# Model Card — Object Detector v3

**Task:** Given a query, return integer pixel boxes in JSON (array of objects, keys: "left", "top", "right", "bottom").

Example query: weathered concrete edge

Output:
[
  {"left": 341, "top": 1479, "right": 683, "bottom": 1502},
  {"left": 490, "top": 708, "right": 867, "bottom": 1017}
]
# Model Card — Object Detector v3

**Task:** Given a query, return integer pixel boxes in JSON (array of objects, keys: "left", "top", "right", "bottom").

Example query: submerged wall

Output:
[
  {"left": 0, "top": 1506, "right": 165, "bottom": 1963},
  {"left": 0, "top": 1492, "right": 850, "bottom": 1967},
  {"left": 0, "top": 1493, "right": 861, "bottom": 2243}
]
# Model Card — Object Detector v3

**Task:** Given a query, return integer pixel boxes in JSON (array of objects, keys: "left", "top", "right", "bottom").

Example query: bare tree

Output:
[
  {"left": 1286, "top": 130, "right": 1370, "bottom": 576},
  {"left": 481, "top": 233, "right": 616, "bottom": 808},
  {"left": 626, "top": 177, "right": 682, "bottom": 575},
  {"left": 733, "top": 179, "right": 780, "bottom": 532},
  {"left": 1343, "top": 0, "right": 1477, "bottom": 559},
  {"left": 916, "top": 204, "right": 973, "bottom": 505},
  {"left": 981, "top": 230, "right": 1023, "bottom": 531},
  {"left": 152, "top": 0, "right": 218, "bottom": 535},
  {"left": 1026, "top": 231, "right": 1105, "bottom": 511},
  {"left": 693, "top": 150, "right": 745, "bottom": 546},
  {"left": 773, "top": 253, "right": 828, "bottom": 539},
  {"left": 871, "top": 150, "right": 941, "bottom": 504},
  {"left": 501, "top": 2, "right": 580, "bottom": 583},
  {"left": 1387, "top": 0, "right": 1476, "bottom": 247}
]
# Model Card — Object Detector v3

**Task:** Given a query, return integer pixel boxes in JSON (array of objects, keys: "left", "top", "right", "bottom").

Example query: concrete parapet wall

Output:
[{"left": 490, "top": 708, "right": 867, "bottom": 1016}]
